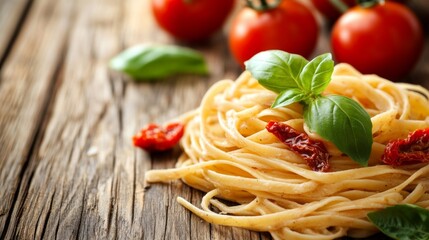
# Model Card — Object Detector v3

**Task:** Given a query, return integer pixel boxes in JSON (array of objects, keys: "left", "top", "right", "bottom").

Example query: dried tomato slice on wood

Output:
[
  {"left": 133, "top": 122, "right": 184, "bottom": 152},
  {"left": 266, "top": 121, "right": 330, "bottom": 172},
  {"left": 382, "top": 128, "right": 429, "bottom": 166}
]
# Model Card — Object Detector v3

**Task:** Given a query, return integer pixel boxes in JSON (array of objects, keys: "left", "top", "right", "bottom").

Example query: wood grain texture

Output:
[
  {"left": 2, "top": 0, "right": 146, "bottom": 238},
  {"left": 0, "top": 0, "right": 428, "bottom": 239},
  {"left": 0, "top": 0, "right": 31, "bottom": 66},
  {"left": 0, "top": 0, "right": 74, "bottom": 236}
]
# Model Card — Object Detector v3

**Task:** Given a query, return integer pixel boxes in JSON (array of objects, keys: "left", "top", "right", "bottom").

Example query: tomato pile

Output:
[{"left": 151, "top": 0, "right": 424, "bottom": 82}]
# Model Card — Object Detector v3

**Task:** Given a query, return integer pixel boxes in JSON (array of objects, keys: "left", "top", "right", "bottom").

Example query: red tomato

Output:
[
  {"left": 151, "top": 0, "right": 235, "bottom": 42},
  {"left": 311, "top": 0, "right": 355, "bottom": 21},
  {"left": 331, "top": 2, "right": 423, "bottom": 81},
  {"left": 133, "top": 122, "right": 184, "bottom": 151},
  {"left": 229, "top": 0, "right": 319, "bottom": 67}
]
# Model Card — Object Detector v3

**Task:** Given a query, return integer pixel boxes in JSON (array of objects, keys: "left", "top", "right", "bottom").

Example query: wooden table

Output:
[{"left": 1, "top": 0, "right": 428, "bottom": 239}]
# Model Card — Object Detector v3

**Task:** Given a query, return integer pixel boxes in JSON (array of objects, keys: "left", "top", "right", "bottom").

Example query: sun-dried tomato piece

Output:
[
  {"left": 266, "top": 121, "right": 330, "bottom": 172},
  {"left": 382, "top": 128, "right": 429, "bottom": 166},
  {"left": 133, "top": 122, "right": 184, "bottom": 152}
]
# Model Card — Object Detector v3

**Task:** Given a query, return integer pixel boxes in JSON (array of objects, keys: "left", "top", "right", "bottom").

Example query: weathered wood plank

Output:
[
  {"left": 0, "top": 0, "right": 74, "bottom": 236},
  {"left": 0, "top": 0, "right": 31, "bottom": 66},
  {"left": 3, "top": 0, "right": 135, "bottom": 238}
]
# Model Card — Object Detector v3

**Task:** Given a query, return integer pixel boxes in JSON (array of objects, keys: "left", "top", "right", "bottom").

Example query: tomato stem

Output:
[
  {"left": 356, "top": 0, "right": 383, "bottom": 8},
  {"left": 329, "top": 0, "right": 349, "bottom": 13},
  {"left": 245, "top": 0, "right": 282, "bottom": 11}
]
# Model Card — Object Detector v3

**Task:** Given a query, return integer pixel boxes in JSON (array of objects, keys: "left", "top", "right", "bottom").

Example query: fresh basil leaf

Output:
[
  {"left": 246, "top": 50, "right": 373, "bottom": 165},
  {"left": 272, "top": 88, "right": 307, "bottom": 108},
  {"left": 109, "top": 44, "right": 208, "bottom": 80},
  {"left": 368, "top": 204, "right": 429, "bottom": 240},
  {"left": 245, "top": 50, "right": 308, "bottom": 93},
  {"left": 299, "top": 53, "right": 334, "bottom": 95},
  {"left": 304, "top": 95, "right": 372, "bottom": 166}
]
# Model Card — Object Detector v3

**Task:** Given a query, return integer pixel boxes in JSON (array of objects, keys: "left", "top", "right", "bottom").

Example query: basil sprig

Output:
[
  {"left": 245, "top": 50, "right": 373, "bottom": 166},
  {"left": 110, "top": 44, "right": 208, "bottom": 80},
  {"left": 368, "top": 204, "right": 429, "bottom": 240}
]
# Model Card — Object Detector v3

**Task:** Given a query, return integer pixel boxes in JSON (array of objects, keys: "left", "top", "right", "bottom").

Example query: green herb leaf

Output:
[
  {"left": 272, "top": 88, "right": 307, "bottom": 108},
  {"left": 245, "top": 50, "right": 373, "bottom": 166},
  {"left": 109, "top": 44, "right": 208, "bottom": 80},
  {"left": 299, "top": 53, "right": 334, "bottom": 95},
  {"left": 245, "top": 50, "right": 308, "bottom": 93},
  {"left": 368, "top": 204, "right": 429, "bottom": 240},
  {"left": 304, "top": 95, "right": 373, "bottom": 166}
]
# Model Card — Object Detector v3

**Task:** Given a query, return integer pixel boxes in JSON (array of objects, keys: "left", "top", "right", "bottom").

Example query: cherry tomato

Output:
[
  {"left": 133, "top": 122, "right": 184, "bottom": 151},
  {"left": 331, "top": 1, "right": 423, "bottom": 81},
  {"left": 310, "top": 0, "right": 355, "bottom": 21},
  {"left": 151, "top": 0, "right": 235, "bottom": 42},
  {"left": 229, "top": 0, "right": 319, "bottom": 67}
]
